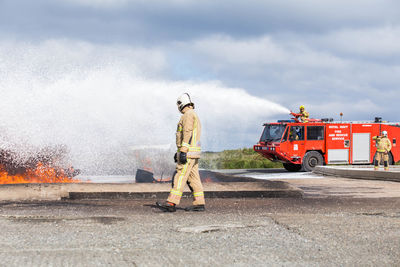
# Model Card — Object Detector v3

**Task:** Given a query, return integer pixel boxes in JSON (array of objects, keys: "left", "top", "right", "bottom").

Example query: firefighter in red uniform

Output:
[
  {"left": 373, "top": 130, "right": 392, "bottom": 171},
  {"left": 156, "top": 93, "right": 205, "bottom": 212}
]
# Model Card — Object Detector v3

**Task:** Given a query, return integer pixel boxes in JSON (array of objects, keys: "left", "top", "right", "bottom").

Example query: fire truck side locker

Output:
[
  {"left": 325, "top": 123, "right": 351, "bottom": 164},
  {"left": 351, "top": 123, "right": 380, "bottom": 164},
  {"left": 351, "top": 133, "right": 371, "bottom": 163},
  {"left": 377, "top": 124, "right": 400, "bottom": 164}
]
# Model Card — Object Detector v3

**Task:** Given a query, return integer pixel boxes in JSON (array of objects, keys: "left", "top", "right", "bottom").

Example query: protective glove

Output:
[
  {"left": 174, "top": 153, "right": 178, "bottom": 163},
  {"left": 179, "top": 152, "right": 187, "bottom": 164}
]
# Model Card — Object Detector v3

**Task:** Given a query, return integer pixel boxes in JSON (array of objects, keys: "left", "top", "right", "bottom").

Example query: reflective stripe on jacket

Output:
[
  {"left": 300, "top": 111, "right": 309, "bottom": 123},
  {"left": 373, "top": 136, "right": 392, "bottom": 153},
  {"left": 176, "top": 108, "right": 201, "bottom": 158}
]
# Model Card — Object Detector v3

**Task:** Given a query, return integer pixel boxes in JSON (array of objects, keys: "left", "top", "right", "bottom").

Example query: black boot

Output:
[
  {"left": 155, "top": 201, "right": 176, "bottom": 212},
  {"left": 185, "top": 205, "right": 205, "bottom": 212}
]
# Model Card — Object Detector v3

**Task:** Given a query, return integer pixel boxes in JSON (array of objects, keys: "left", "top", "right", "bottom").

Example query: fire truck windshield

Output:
[{"left": 260, "top": 124, "right": 286, "bottom": 142}]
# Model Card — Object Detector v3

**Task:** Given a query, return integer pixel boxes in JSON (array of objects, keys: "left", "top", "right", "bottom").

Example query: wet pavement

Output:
[
  {"left": 214, "top": 168, "right": 324, "bottom": 180},
  {"left": 77, "top": 167, "right": 400, "bottom": 183}
]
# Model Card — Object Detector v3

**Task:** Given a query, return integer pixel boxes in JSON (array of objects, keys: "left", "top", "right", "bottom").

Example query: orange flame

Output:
[{"left": 0, "top": 162, "right": 81, "bottom": 184}]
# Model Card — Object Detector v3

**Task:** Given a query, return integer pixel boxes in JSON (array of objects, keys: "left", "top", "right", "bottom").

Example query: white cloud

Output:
[
  {"left": 61, "top": 0, "right": 198, "bottom": 8},
  {"left": 61, "top": 0, "right": 130, "bottom": 8},
  {"left": 168, "top": 26, "right": 400, "bottom": 122},
  {"left": 313, "top": 25, "right": 400, "bottom": 57},
  {"left": 187, "top": 35, "right": 347, "bottom": 69},
  {"left": 190, "top": 35, "right": 287, "bottom": 65}
]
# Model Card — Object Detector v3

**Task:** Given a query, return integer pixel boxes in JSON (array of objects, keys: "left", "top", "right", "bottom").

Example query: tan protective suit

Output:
[
  {"left": 373, "top": 135, "right": 392, "bottom": 170},
  {"left": 167, "top": 106, "right": 205, "bottom": 205},
  {"left": 300, "top": 110, "right": 309, "bottom": 123}
]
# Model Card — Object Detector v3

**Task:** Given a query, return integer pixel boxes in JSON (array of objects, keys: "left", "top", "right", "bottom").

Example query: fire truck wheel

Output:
[
  {"left": 302, "top": 151, "right": 324, "bottom": 172},
  {"left": 373, "top": 152, "right": 394, "bottom": 165},
  {"left": 283, "top": 163, "right": 302, "bottom": 172}
]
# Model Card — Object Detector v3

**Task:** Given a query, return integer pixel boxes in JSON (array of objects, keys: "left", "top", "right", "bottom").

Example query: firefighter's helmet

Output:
[
  {"left": 177, "top": 93, "right": 194, "bottom": 112},
  {"left": 300, "top": 105, "right": 305, "bottom": 110},
  {"left": 382, "top": 130, "right": 388, "bottom": 136}
]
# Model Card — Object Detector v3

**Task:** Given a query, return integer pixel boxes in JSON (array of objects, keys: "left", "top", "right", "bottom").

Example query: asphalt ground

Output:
[
  {"left": 1, "top": 168, "right": 400, "bottom": 266},
  {"left": 0, "top": 196, "right": 399, "bottom": 266}
]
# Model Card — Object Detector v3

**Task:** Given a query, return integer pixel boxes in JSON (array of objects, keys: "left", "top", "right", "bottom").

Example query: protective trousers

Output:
[
  {"left": 374, "top": 152, "right": 389, "bottom": 170},
  {"left": 167, "top": 158, "right": 205, "bottom": 205}
]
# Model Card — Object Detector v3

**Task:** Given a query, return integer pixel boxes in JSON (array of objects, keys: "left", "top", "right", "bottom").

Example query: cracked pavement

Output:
[{"left": 0, "top": 197, "right": 399, "bottom": 266}]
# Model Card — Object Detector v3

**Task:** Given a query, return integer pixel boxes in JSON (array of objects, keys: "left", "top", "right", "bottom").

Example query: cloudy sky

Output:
[{"left": 0, "top": 0, "right": 400, "bottom": 158}]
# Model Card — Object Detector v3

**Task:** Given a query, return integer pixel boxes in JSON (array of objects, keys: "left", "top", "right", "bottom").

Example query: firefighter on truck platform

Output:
[
  {"left": 373, "top": 130, "right": 392, "bottom": 171},
  {"left": 290, "top": 105, "right": 309, "bottom": 123},
  {"left": 156, "top": 93, "right": 205, "bottom": 212}
]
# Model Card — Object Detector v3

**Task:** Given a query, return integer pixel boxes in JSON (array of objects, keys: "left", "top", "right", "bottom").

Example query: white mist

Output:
[{"left": 0, "top": 40, "right": 289, "bottom": 174}]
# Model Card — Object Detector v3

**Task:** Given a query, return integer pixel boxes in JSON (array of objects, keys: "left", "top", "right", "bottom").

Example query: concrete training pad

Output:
[
  {"left": 0, "top": 174, "right": 302, "bottom": 201},
  {"left": 314, "top": 165, "right": 400, "bottom": 182}
]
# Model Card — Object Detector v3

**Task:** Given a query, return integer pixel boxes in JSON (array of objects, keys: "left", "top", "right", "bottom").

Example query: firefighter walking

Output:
[
  {"left": 156, "top": 93, "right": 205, "bottom": 212},
  {"left": 373, "top": 130, "right": 392, "bottom": 171}
]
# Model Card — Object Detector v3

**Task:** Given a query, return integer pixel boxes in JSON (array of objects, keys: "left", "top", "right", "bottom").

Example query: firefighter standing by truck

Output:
[
  {"left": 373, "top": 131, "right": 392, "bottom": 171},
  {"left": 156, "top": 93, "right": 205, "bottom": 212}
]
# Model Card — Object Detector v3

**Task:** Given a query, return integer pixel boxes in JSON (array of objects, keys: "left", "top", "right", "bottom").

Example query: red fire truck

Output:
[{"left": 253, "top": 117, "right": 400, "bottom": 172}]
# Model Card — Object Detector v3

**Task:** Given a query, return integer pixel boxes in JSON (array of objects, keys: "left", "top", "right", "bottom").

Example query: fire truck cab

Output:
[{"left": 254, "top": 118, "right": 400, "bottom": 172}]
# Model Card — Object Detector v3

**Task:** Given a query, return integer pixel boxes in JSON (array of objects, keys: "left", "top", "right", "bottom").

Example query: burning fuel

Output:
[
  {"left": 0, "top": 145, "right": 81, "bottom": 184},
  {"left": 0, "top": 163, "right": 80, "bottom": 184}
]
